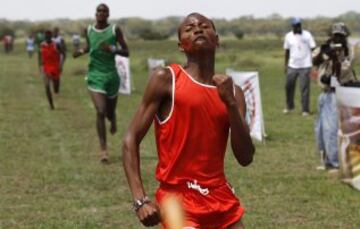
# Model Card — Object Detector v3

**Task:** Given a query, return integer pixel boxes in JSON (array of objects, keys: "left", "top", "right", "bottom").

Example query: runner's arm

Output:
[
  {"left": 38, "top": 50, "right": 42, "bottom": 66},
  {"left": 114, "top": 26, "right": 129, "bottom": 57},
  {"left": 56, "top": 43, "right": 66, "bottom": 72},
  {"left": 56, "top": 43, "right": 66, "bottom": 58},
  {"left": 123, "top": 67, "right": 171, "bottom": 199},
  {"left": 72, "top": 28, "right": 89, "bottom": 58},
  {"left": 60, "top": 38, "right": 67, "bottom": 61},
  {"left": 229, "top": 86, "right": 255, "bottom": 166},
  {"left": 122, "top": 68, "right": 171, "bottom": 226},
  {"left": 213, "top": 75, "right": 255, "bottom": 166},
  {"left": 38, "top": 47, "right": 43, "bottom": 71}
]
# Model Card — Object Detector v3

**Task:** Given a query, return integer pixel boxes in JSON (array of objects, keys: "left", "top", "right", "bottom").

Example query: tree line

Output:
[{"left": 1, "top": 11, "right": 360, "bottom": 40}]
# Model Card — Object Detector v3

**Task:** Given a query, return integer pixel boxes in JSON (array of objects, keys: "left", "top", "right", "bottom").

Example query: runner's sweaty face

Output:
[
  {"left": 178, "top": 13, "right": 219, "bottom": 53},
  {"left": 96, "top": 5, "right": 109, "bottom": 23}
]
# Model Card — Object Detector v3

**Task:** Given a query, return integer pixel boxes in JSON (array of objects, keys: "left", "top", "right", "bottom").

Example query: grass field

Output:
[{"left": 1, "top": 39, "right": 360, "bottom": 228}]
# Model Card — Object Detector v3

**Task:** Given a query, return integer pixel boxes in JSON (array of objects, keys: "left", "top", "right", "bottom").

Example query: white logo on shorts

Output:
[{"left": 186, "top": 180, "right": 209, "bottom": 196}]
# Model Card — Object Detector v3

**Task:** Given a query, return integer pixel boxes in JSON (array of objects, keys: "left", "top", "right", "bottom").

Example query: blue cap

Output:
[{"left": 291, "top": 17, "right": 301, "bottom": 25}]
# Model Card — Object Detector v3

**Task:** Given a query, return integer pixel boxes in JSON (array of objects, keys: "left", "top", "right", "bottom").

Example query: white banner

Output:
[
  {"left": 115, "top": 55, "right": 131, "bottom": 95},
  {"left": 148, "top": 58, "right": 165, "bottom": 72},
  {"left": 226, "top": 69, "right": 266, "bottom": 142},
  {"left": 336, "top": 86, "right": 360, "bottom": 191}
]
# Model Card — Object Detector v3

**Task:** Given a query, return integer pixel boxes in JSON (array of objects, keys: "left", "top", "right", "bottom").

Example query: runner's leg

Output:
[
  {"left": 89, "top": 91, "right": 109, "bottom": 162},
  {"left": 106, "top": 96, "right": 118, "bottom": 135},
  {"left": 53, "top": 79, "right": 60, "bottom": 94},
  {"left": 42, "top": 74, "right": 54, "bottom": 109}
]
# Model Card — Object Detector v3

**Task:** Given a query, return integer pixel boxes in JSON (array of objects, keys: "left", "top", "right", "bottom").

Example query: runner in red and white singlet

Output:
[
  {"left": 155, "top": 63, "right": 246, "bottom": 228},
  {"left": 39, "top": 30, "right": 64, "bottom": 109},
  {"left": 123, "top": 13, "right": 255, "bottom": 228},
  {"left": 155, "top": 63, "right": 230, "bottom": 187},
  {"left": 41, "top": 40, "right": 61, "bottom": 80}
]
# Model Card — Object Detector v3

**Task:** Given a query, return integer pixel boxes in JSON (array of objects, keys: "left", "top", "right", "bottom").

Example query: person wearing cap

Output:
[
  {"left": 313, "top": 22, "right": 357, "bottom": 171},
  {"left": 314, "top": 22, "right": 356, "bottom": 86},
  {"left": 283, "top": 17, "right": 316, "bottom": 116}
]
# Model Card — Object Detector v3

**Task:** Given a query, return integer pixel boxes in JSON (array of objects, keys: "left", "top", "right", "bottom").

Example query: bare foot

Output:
[{"left": 100, "top": 150, "right": 109, "bottom": 164}]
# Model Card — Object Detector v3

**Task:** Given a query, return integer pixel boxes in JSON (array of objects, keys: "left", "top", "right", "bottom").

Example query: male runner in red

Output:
[
  {"left": 39, "top": 30, "right": 64, "bottom": 109},
  {"left": 122, "top": 13, "right": 255, "bottom": 228}
]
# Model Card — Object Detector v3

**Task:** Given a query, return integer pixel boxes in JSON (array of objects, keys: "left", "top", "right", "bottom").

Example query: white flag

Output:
[
  {"left": 226, "top": 69, "right": 266, "bottom": 142},
  {"left": 115, "top": 55, "right": 131, "bottom": 95}
]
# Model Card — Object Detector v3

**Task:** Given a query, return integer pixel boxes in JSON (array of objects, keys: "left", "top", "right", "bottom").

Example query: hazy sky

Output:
[{"left": 1, "top": 0, "right": 359, "bottom": 21}]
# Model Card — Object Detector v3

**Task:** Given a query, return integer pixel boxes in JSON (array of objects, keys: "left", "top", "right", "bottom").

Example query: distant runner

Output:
[
  {"left": 73, "top": 3, "right": 129, "bottom": 163},
  {"left": 39, "top": 30, "right": 65, "bottom": 109},
  {"left": 26, "top": 35, "right": 35, "bottom": 58}
]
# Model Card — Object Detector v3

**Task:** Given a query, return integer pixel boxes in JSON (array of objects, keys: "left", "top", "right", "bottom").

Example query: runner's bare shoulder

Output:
[{"left": 149, "top": 67, "right": 173, "bottom": 87}]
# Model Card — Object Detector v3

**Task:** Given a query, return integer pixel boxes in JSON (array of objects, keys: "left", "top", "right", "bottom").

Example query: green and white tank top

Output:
[{"left": 87, "top": 24, "right": 117, "bottom": 74}]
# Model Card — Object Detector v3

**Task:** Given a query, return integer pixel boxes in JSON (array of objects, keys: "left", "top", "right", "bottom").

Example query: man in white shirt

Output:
[
  {"left": 283, "top": 17, "right": 316, "bottom": 116},
  {"left": 52, "top": 27, "right": 67, "bottom": 72}
]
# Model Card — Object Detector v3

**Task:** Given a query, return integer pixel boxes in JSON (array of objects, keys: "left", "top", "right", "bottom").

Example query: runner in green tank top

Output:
[
  {"left": 87, "top": 22, "right": 118, "bottom": 96},
  {"left": 73, "top": 3, "right": 129, "bottom": 163}
]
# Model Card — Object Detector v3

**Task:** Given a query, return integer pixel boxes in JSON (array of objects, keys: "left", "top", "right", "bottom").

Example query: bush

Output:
[
  {"left": 233, "top": 29, "right": 245, "bottom": 40},
  {"left": 138, "top": 28, "right": 171, "bottom": 40},
  {"left": 28, "top": 23, "right": 52, "bottom": 35},
  {"left": 0, "top": 26, "right": 15, "bottom": 38}
]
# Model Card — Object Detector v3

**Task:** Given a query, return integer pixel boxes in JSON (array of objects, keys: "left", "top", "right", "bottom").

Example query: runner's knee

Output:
[{"left": 96, "top": 108, "right": 106, "bottom": 118}]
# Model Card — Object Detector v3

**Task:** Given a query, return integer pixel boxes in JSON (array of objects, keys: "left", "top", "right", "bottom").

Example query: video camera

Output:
[
  {"left": 318, "top": 43, "right": 343, "bottom": 86},
  {"left": 320, "top": 43, "right": 342, "bottom": 57}
]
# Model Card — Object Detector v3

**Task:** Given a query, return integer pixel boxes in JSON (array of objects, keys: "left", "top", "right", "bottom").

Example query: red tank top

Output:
[
  {"left": 41, "top": 41, "right": 60, "bottom": 71},
  {"left": 155, "top": 64, "right": 230, "bottom": 187}
]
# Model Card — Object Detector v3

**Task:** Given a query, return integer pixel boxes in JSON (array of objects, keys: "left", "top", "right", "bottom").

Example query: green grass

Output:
[{"left": 0, "top": 39, "right": 360, "bottom": 228}]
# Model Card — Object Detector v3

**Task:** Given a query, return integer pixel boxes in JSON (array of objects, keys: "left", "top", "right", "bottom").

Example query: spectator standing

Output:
[
  {"left": 283, "top": 17, "right": 316, "bottom": 116},
  {"left": 313, "top": 22, "right": 357, "bottom": 171}
]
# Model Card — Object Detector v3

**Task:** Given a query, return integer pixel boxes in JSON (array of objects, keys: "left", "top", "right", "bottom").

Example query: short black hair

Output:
[
  {"left": 97, "top": 3, "right": 109, "bottom": 11},
  {"left": 177, "top": 13, "right": 216, "bottom": 40}
]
